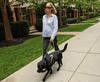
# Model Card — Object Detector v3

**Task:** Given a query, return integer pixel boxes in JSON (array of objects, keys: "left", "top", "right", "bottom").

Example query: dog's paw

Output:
[
  {"left": 43, "top": 78, "right": 45, "bottom": 82},
  {"left": 57, "top": 68, "right": 60, "bottom": 71},
  {"left": 50, "top": 71, "right": 52, "bottom": 74},
  {"left": 60, "top": 64, "right": 63, "bottom": 66},
  {"left": 61, "top": 63, "right": 63, "bottom": 65}
]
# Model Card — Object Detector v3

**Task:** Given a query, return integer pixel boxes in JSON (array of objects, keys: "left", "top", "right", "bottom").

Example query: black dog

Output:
[{"left": 37, "top": 43, "right": 68, "bottom": 81}]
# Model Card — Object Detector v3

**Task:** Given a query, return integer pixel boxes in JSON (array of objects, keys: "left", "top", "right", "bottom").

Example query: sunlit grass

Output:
[{"left": 0, "top": 35, "right": 74, "bottom": 81}]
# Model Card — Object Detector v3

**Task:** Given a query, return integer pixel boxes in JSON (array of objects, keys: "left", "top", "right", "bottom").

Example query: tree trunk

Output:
[
  {"left": 1, "top": 6, "right": 13, "bottom": 41},
  {"left": 87, "top": 6, "right": 89, "bottom": 20},
  {"left": 78, "top": 4, "right": 81, "bottom": 22},
  {"left": 59, "top": 0, "right": 63, "bottom": 26}
]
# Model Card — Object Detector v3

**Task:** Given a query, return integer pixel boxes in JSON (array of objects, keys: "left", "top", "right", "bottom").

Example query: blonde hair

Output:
[{"left": 45, "top": 2, "right": 57, "bottom": 14}]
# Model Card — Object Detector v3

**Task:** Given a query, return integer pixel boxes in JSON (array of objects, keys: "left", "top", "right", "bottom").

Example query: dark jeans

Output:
[{"left": 43, "top": 36, "right": 59, "bottom": 58}]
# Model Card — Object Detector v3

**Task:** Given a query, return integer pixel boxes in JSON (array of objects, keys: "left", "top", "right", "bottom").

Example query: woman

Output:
[{"left": 42, "top": 2, "right": 60, "bottom": 58}]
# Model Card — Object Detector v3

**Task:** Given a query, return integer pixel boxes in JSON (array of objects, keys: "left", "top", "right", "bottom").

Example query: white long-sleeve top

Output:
[{"left": 42, "top": 14, "right": 58, "bottom": 39}]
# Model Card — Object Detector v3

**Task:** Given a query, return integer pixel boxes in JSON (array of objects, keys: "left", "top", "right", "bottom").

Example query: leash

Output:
[
  {"left": 44, "top": 41, "right": 55, "bottom": 58},
  {"left": 44, "top": 41, "right": 61, "bottom": 65}
]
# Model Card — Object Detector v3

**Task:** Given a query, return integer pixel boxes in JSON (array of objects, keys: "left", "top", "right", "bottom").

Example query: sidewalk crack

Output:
[{"left": 68, "top": 34, "right": 100, "bottom": 82}]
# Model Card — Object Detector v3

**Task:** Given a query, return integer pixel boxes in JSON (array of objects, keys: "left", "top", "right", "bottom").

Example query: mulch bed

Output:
[{"left": 0, "top": 35, "right": 40, "bottom": 48}]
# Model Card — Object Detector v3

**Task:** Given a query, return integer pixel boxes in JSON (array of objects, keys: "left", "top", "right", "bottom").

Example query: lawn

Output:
[
  {"left": 80, "top": 16, "right": 100, "bottom": 23},
  {"left": 0, "top": 35, "right": 74, "bottom": 81},
  {"left": 58, "top": 16, "right": 100, "bottom": 32},
  {"left": 58, "top": 24, "right": 93, "bottom": 32},
  {"left": 0, "top": 16, "right": 100, "bottom": 81}
]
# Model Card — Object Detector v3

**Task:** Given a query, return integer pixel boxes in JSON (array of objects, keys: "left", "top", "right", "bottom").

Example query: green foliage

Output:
[
  {"left": 79, "top": 16, "right": 100, "bottom": 23},
  {"left": 55, "top": 6, "right": 59, "bottom": 11},
  {"left": 61, "top": 5, "right": 65, "bottom": 9},
  {"left": 62, "top": 16, "right": 67, "bottom": 25},
  {"left": 85, "top": 12, "right": 98, "bottom": 18},
  {"left": 0, "top": 21, "right": 29, "bottom": 41},
  {"left": 80, "top": 16, "right": 87, "bottom": 20},
  {"left": 27, "top": 4, "right": 35, "bottom": 9},
  {"left": 98, "top": 13, "right": 100, "bottom": 16},
  {"left": 35, "top": 19, "right": 42, "bottom": 32},
  {"left": 35, "top": 2, "right": 47, "bottom": 19},
  {"left": 11, "top": 21, "right": 29, "bottom": 38},
  {"left": 46, "top": 0, "right": 59, "bottom": 3},
  {"left": 67, "top": 17, "right": 78, "bottom": 24}
]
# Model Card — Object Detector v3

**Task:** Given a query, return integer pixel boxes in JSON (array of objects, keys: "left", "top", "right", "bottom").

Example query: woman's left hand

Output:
[{"left": 50, "top": 39, "right": 53, "bottom": 42}]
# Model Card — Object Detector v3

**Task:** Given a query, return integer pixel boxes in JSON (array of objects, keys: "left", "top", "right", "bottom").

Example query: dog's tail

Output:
[{"left": 60, "top": 43, "right": 68, "bottom": 52}]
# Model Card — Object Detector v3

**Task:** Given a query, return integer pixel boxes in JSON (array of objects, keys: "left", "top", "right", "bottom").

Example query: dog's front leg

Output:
[
  {"left": 43, "top": 70, "right": 49, "bottom": 82},
  {"left": 50, "top": 67, "right": 52, "bottom": 74}
]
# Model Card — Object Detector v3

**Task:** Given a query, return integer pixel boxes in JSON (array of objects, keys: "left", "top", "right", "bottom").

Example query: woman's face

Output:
[{"left": 45, "top": 3, "right": 52, "bottom": 14}]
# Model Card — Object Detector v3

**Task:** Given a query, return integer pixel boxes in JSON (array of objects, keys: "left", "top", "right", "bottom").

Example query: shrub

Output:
[
  {"left": 35, "top": 19, "right": 42, "bottom": 32},
  {"left": 98, "top": 13, "right": 100, "bottom": 16},
  {"left": 85, "top": 12, "right": 98, "bottom": 18},
  {"left": 80, "top": 16, "right": 87, "bottom": 21},
  {"left": 0, "top": 20, "right": 29, "bottom": 41},
  {"left": 11, "top": 21, "right": 29, "bottom": 38},
  {"left": 67, "top": 17, "right": 78, "bottom": 24},
  {"left": 35, "top": 2, "right": 47, "bottom": 19},
  {"left": 62, "top": 16, "right": 67, "bottom": 25},
  {"left": 94, "top": 12, "right": 98, "bottom": 17}
]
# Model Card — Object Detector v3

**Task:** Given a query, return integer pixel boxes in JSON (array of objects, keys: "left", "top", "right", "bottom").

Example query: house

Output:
[{"left": 8, "top": 0, "right": 36, "bottom": 28}]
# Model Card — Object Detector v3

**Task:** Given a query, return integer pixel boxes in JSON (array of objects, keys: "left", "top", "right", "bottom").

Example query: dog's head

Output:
[{"left": 37, "top": 58, "right": 48, "bottom": 73}]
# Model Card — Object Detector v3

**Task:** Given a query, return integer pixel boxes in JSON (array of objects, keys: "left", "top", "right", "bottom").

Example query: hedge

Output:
[
  {"left": 62, "top": 16, "right": 67, "bottom": 25},
  {"left": 98, "top": 13, "right": 100, "bottom": 16},
  {"left": 80, "top": 16, "right": 87, "bottom": 21},
  {"left": 85, "top": 12, "right": 98, "bottom": 18},
  {"left": 35, "top": 19, "right": 42, "bottom": 32},
  {"left": 0, "top": 20, "right": 29, "bottom": 41},
  {"left": 67, "top": 17, "right": 78, "bottom": 24}
]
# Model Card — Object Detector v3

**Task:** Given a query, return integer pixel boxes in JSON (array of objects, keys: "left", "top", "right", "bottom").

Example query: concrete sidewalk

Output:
[{"left": 1, "top": 22, "right": 100, "bottom": 82}]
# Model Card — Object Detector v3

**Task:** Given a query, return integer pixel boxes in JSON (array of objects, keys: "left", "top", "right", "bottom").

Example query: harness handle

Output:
[{"left": 44, "top": 41, "right": 55, "bottom": 58}]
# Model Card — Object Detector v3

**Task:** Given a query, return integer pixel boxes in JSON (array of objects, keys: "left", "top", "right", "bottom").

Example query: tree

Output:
[
  {"left": 0, "top": 0, "right": 13, "bottom": 41},
  {"left": 90, "top": 0, "right": 99, "bottom": 17},
  {"left": 16, "top": 0, "right": 28, "bottom": 5},
  {"left": 95, "top": 0, "right": 100, "bottom": 10},
  {"left": 73, "top": 0, "right": 85, "bottom": 22},
  {"left": 81, "top": 0, "right": 90, "bottom": 19},
  {"left": 83, "top": 0, "right": 99, "bottom": 19}
]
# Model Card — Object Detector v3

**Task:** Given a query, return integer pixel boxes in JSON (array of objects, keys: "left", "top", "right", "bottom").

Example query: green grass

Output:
[
  {"left": 1, "top": 16, "right": 100, "bottom": 81},
  {"left": 58, "top": 24, "right": 93, "bottom": 32},
  {"left": 80, "top": 16, "right": 100, "bottom": 23},
  {"left": 59, "top": 16, "right": 100, "bottom": 32},
  {"left": 29, "top": 26, "right": 32, "bottom": 29},
  {"left": 0, "top": 35, "right": 74, "bottom": 81}
]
